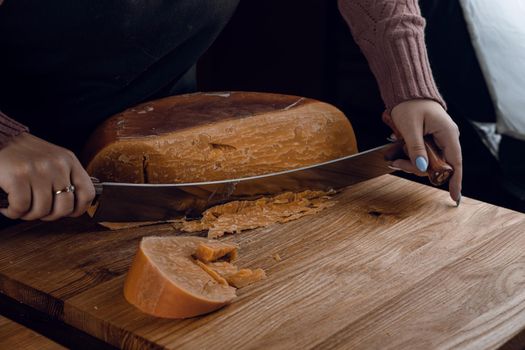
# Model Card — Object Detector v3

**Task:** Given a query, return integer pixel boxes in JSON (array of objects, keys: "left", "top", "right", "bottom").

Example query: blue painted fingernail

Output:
[
  {"left": 415, "top": 156, "right": 428, "bottom": 172},
  {"left": 456, "top": 193, "right": 462, "bottom": 207}
]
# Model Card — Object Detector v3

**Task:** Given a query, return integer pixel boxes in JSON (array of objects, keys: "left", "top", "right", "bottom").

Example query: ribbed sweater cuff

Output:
[
  {"left": 0, "top": 111, "right": 29, "bottom": 149},
  {"left": 369, "top": 26, "right": 447, "bottom": 112}
]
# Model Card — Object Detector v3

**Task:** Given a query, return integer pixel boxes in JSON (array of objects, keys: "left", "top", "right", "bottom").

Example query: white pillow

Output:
[{"left": 459, "top": 0, "right": 525, "bottom": 142}]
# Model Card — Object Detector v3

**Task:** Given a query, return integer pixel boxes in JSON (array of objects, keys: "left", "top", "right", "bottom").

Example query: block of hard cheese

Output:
[{"left": 83, "top": 91, "right": 357, "bottom": 183}]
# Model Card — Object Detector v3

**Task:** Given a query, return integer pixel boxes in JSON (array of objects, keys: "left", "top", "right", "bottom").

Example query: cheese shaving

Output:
[{"left": 181, "top": 190, "right": 336, "bottom": 238}]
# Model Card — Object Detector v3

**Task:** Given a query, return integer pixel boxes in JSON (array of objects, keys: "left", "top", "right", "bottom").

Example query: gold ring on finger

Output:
[{"left": 54, "top": 185, "right": 75, "bottom": 196}]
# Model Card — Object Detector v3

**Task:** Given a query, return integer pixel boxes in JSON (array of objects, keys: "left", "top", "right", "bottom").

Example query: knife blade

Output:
[
  {"left": 0, "top": 140, "right": 452, "bottom": 222},
  {"left": 87, "top": 143, "right": 394, "bottom": 221}
]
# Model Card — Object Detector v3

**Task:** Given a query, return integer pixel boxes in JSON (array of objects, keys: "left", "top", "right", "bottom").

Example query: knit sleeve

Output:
[
  {"left": 337, "top": 0, "right": 446, "bottom": 112},
  {"left": 0, "top": 111, "right": 29, "bottom": 149}
]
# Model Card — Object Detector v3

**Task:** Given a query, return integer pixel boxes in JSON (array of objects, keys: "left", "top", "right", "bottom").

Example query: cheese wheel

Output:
[
  {"left": 83, "top": 91, "right": 357, "bottom": 183},
  {"left": 123, "top": 236, "right": 237, "bottom": 318}
]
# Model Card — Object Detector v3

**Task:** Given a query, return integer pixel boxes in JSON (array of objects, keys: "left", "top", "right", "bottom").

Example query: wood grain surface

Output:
[
  {"left": 0, "top": 315, "right": 66, "bottom": 350},
  {"left": 1, "top": 175, "right": 525, "bottom": 349}
]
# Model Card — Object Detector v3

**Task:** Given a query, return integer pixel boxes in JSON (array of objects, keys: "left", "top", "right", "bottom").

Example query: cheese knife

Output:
[{"left": 0, "top": 138, "right": 453, "bottom": 222}]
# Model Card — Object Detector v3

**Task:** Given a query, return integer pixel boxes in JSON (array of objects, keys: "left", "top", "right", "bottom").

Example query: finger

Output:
[
  {"left": 41, "top": 179, "right": 76, "bottom": 221},
  {"left": 433, "top": 126, "right": 462, "bottom": 202},
  {"left": 391, "top": 159, "right": 428, "bottom": 177},
  {"left": 402, "top": 131, "right": 430, "bottom": 174},
  {"left": 0, "top": 180, "right": 32, "bottom": 219},
  {"left": 69, "top": 158, "right": 96, "bottom": 218},
  {"left": 390, "top": 107, "right": 429, "bottom": 172},
  {"left": 20, "top": 178, "right": 53, "bottom": 221},
  {"left": 449, "top": 166, "right": 462, "bottom": 205}
]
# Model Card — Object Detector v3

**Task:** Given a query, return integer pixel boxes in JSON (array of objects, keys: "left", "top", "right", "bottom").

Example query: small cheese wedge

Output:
[
  {"left": 204, "top": 261, "right": 267, "bottom": 288},
  {"left": 123, "top": 237, "right": 237, "bottom": 319},
  {"left": 194, "top": 241, "right": 238, "bottom": 263},
  {"left": 226, "top": 269, "right": 267, "bottom": 289},
  {"left": 124, "top": 236, "right": 265, "bottom": 319}
]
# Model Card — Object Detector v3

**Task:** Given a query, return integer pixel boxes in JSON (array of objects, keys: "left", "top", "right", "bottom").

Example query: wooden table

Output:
[
  {"left": 0, "top": 315, "right": 66, "bottom": 349},
  {"left": 1, "top": 175, "right": 525, "bottom": 349}
]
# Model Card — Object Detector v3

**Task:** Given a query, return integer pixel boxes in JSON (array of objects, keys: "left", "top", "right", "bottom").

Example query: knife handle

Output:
[
  {"left": 0, "top": 177, "right": 102, "bottom": 209},
  {"left": 382, "top": 112, "right": 454, "bottom": 186},
  {"left": 420, "top": 136, "right": 454, "bottom": 186}
]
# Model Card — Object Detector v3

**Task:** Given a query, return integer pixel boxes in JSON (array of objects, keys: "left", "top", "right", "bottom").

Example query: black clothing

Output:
[{"left": 0, "top": 0, "right": 239, "bottom": 154}]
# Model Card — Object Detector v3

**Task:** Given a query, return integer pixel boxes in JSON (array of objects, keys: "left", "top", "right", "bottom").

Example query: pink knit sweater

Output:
[
  {"left": 338, "top": 0, "right": 445, "bottom": 111},
  {"left": 0, "top": 0, "right": 445, "bottom": 148}
]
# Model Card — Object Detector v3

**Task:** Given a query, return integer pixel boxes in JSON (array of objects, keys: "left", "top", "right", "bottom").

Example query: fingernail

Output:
[
  {"left": 456, "top": 193, "right": 462, "bottom": 207},
  {"left": 388, "top": 165, "right": 402, "bottom": 171},
  {"left": 415, "top": 156, "right": 428, "bottom": 172}
]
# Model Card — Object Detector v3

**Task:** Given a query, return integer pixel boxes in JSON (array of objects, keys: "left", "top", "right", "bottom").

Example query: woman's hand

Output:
[
  {"left": 0, "top": 133, "right": 95, "bottom": 221},
  {"left": 390, "top": 99, "right": 462, "bottom": 204}
]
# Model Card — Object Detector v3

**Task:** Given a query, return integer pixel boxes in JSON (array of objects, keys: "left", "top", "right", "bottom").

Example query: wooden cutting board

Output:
[
  {"left": 0, "top": 316, "right": 66, "bottom": 350},
  {"left": 1, "top": 175, "right": 525, "bottom": 349}
]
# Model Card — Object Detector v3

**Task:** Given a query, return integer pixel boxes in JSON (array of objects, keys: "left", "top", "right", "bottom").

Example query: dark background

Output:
[{"left": 197, "top": 0, "right": 523, "bottom": 212}]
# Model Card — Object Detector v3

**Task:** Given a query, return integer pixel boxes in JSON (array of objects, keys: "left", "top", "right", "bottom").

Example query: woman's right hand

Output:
[
  {"left": 390, "top": 100, "right": 462, "bottom": 204},
  {"left": 0, "top": 133, "right": 95, "bottom": 221}
]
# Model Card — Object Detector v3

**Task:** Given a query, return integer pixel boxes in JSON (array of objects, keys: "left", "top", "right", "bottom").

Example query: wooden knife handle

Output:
[
  {"left": 421, "top": 135, "right": 454, "bottom": 186},
  {"left": 382, "top": 112, "right": 454, "bottom": 186},
  {"left": 0, "top": 177, "right": 101, "bottom": 209}
]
